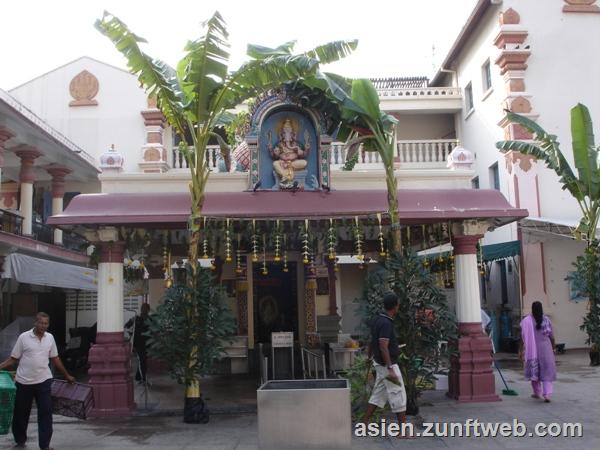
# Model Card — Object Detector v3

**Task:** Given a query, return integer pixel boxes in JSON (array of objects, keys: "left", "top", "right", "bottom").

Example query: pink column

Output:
[
  {"left": 88, "top": 241, "right": 134, "bottom": 417},
  {"left": 448, "top": 234, "right": 500, "bottom": 402},
  {"left": 15, "top": 146, "right": 42, "bottom": 236},
  {"left": 0, "top": 127, "right": 15, "bottom": 184},
  {"left": 46, "top": 166, "right": 71, "bottom": 245},
  {"left": 304, "top": 270, "right": 319, "bottom": 348}
]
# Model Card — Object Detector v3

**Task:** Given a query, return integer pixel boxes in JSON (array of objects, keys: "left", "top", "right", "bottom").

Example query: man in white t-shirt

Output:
[{"left": 0, "top": 312, "right": 74, "bottom": 450}]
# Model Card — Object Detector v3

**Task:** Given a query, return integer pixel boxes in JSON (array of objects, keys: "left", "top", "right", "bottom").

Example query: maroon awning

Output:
[{"left": 47, "top": 189, "right": 527, "bottom": 227}]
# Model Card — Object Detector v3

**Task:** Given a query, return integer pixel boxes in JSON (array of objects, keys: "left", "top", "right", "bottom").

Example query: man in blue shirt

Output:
[{"left": 361, "top": 292, "right": 407, "bottom": 428}]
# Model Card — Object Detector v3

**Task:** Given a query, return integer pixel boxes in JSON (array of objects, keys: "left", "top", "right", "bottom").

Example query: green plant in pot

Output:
[{"left": 497, "top": 104, "right": 600, "bottom": 366}]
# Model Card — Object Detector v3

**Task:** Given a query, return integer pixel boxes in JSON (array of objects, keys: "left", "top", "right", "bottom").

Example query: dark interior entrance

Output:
[
  {"left": 253, "top": 262, "right": 297, "bottom": 344},
  {"left": 37, "top": 290, "right": 66, "bottom": 346}
]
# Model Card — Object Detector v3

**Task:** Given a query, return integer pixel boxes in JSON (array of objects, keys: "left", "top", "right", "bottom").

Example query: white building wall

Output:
[
  {"left": 9, "top": 57, "right": 149, "bottom": 173},
  {"left": 511, "top": 1, "right": 600, "bottom": 222},
  {"left": 542, "top": 237, "right": 588, "bottom": 349},
  {"left": 395, "top": 114, "right": 455, "bottom": 140},
  {"left": 451, "top": 0, "right": 600, "bottom": 348},
  {"left": 339, "top": 265, "right": 367, "bottom": 335},
  {"left": 453, "top": 4, "right": 515, "bottom": 246}
]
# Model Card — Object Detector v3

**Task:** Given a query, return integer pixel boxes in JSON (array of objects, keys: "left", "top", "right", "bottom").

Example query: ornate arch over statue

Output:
[{"left": 245, "top": 88, "right": 332, "bottom": 191}]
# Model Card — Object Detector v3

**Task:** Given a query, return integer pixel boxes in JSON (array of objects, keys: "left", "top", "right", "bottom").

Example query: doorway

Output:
[
  {"left": 38, "top": 290, "right": 66, "bottom": 346},
  {"left": 253, "top": 262, "right": 298, "bottom": 344}
]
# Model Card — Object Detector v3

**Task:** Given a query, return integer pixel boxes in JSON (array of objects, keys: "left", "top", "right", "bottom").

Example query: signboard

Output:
[
  {"left": 271, "top": 332, "right": 294, "bottom": 348},
  {"left": 271, "top": 332, "right": 295, "bottom": 379},
  {"left": 316, "top": 266, "right": 329, "bottom": 277}
]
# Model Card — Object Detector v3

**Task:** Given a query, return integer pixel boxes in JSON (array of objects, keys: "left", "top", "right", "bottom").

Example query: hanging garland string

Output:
[
  {"left": 251, "top": 219, "right": 259, "bottom": 263},
  {"left": 235, "top": 233, "right": 243, "bottom": 275},
  {"left": 202, "top": 217, "right": 209, "bottom": 259},
  {"left": 261, "top": 233, "right": 268, "bottom": 275},
  {"left": 283, "top": 234, "right": 289, "bottom": 273},
  {"left": 274, "top": 219, "right": 282, "bottom": 262},
  {"left": 302, "top": 219, "right": 310, "bottom": 264},
  {"left": 354, "top": 216, "right": 364, "bottom": 262},
  {"left": 377, "top": 213, "right": 386, "bottom": 257},
  {"left": 225, "top": 218, "right": 233, "bottom": 263},
  {"left": 327, "top": 218, "right": 337, "bottom": 261}
]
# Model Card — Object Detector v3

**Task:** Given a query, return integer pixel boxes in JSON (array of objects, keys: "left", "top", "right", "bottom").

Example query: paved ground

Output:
[{"left": 1, "top": 350, "right": 598, "bottom": 449}]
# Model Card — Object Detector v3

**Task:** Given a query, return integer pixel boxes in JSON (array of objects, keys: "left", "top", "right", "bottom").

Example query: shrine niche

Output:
[{"left": 245, "top": 89, "right": 332, "bottom": 191}]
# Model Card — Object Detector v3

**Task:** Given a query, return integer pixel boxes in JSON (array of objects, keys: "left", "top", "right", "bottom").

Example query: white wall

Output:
[
  {"left": 338, "top": 265, "right": 369, "bottom": 335},
  {"left": 395, "top": 114, "right": 455, "bottom": 140},
  {"left": 541, "top": 236, "right": 588, "bottom": 349},
  {"left": 510, "top": 0, "right": 600, "bottom": 222},
  {"left": 455, "top": 1, "right": 600, "bottom": 231},
  {"left": 10, "top": 57, "right": 150, "bottom": 173},
  {"left": 453, "top": 4, "right": 517, "bottom": 246}
]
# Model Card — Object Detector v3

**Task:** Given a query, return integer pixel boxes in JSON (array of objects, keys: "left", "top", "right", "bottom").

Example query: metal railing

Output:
[
  {"left": 32, "top": 220, "right": 53, "bottom": 244},
  {"left": 301, "top": 347, "right": 327, "bottom": 379},
  {"left": 0, "top": 209, "right": 23, "bottom": 235},
  {"left": 1, "top": 209, "right": 88, "bottom": 251}
]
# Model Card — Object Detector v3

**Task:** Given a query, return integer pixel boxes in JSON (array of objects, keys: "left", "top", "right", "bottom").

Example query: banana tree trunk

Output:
[
  {"left": 184, "top": 165, "right": 208, "bottom": 422},
  {"left": 383, "top": 148, "right": 401, "bottom": 253}
]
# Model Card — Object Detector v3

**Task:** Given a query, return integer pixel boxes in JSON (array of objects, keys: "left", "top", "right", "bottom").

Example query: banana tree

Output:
[
  {"left": 297, "top": 75, "right": 401, "bottom": 251},
  {"left": 96, "top": 10, "right": 357, "bottom": 416},
  {"left": 496, "top": 103, "right": 600, "bottom": 359}
]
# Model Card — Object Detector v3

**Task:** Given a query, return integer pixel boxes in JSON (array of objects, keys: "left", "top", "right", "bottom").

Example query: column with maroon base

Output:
[
  {"left": 448, "top": 220, "right": 500, "bottom": 402},
  {"left": 87, "top": 228, "right": 134, "bottom": 416},
  {"left": 15, "top": 146, "right": 42, "bottom": 236},
  {"left": 46, "top": 166, "right": 71, "bottom": 246}
]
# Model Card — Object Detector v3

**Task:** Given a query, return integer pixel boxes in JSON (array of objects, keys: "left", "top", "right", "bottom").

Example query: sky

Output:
[{"left": 0, "top": 0, "right": 479, "bottom": 90}]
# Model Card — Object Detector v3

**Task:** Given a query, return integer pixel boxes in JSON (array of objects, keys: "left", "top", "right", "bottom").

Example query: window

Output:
[
  {"left": 482, "top": 59, "right": 492, "bottom": 92},
  {"left": 465, "top": 82, "right": 474, "bottom": 113},
  {"left": 489, "top": 162, "right": 500, "bottom": 190},
  {"left": 471, "top": 176, "right": 480, "bottom": 189}
]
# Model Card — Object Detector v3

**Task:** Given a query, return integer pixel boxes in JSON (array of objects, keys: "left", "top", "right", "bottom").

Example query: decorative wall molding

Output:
[
  {"left": 563, "top": 0, "right": 600, "bottom": 13},
  {"left": 139, "top": 108, "right": 169, "bottom": 173},
  {"left": 69, "top": 70, "right": 99, "bottom": 107}
]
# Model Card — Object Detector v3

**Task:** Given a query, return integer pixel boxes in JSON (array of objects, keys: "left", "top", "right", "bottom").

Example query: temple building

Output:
[{"left": 1, "top": 0, "right": 598, "bottom": 416}]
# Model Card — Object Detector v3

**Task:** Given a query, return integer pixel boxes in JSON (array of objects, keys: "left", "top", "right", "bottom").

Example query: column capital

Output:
[
  {"left": 14, "top": 145, "right": 43, "bottom": 184},
  {"left": 97, "top": 226, "right": 120, "bottom": 242},
  {"left": 14, "top": 144, "right": 43, "bottom": 161},
  {"left": 46, "top": 165, "right": 72, "bottom": 180},
  {"left": 0, "top": 127, "right": 15, "bottom": 144},
  {"left": 452, "top": 219, "right": 491, "bottom": 238},
  {"left": 98, "top": 241, "right": 126, "bottom": 263},
  {"left": 46, "top": 165, "right": 72, "bottom": 198}
]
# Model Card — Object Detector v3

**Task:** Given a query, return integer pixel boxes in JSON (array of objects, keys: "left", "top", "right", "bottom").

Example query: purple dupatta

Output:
[{"left": 520, "top": 314, "right": 553, "bottom": 381}]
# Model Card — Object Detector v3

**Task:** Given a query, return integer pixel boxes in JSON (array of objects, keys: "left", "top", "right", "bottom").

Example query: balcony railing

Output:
[
  {"left": 169, "top": 140, "right": 459, "bottom": 172},
  {"left": 330, "top": 140, "right": 459, "bottom": 169},
  {"left": 1, "top": 209, "right": 87, "bottom": 252},
  {"left": 396, "top": 139, "right": 458, "bottom": 168},
  {"left": 172, "top": 145, "right": 221, "bottom": 169},
  {"left": 376, "top": 86, "right": 462, "bottom": 99},
  {"left": 0, "top": 209, "right": 23, "bottom": 235}
]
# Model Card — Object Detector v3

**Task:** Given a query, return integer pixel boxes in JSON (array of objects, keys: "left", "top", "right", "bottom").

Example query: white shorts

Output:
[{"left": 368, "top": 363, "right": 407, "bottom": 413}]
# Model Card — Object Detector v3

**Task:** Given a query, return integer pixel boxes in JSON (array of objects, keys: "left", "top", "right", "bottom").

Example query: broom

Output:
[
  {"left": 486, "top": 320, "right": 518, "bottom": 396},
  {"left": 493, "top": 359, "right": 518, "bottom": 396}
]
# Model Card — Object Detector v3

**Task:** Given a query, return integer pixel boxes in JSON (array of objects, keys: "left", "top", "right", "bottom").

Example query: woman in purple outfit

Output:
[{"left": 520, "top": 301, "right": 557, "bottom": 402}]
